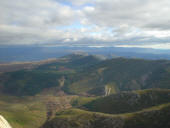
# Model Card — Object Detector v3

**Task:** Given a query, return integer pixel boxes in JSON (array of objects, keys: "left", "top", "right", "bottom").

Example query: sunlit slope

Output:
[
  {"left": 41, "top": 89, "right": 170, "bottom": 128},
  {"left": 64, "top": 58, "right": 170, "bottom": 95},
  {"left": 1, "top": 56, "right": 170, "bottom": 96},
  {"left": 41, "top": 103, "right": 170, "bottom": 128},
  {"left": 82, "top": 89, "right": 170, "bottom": 114},
  {"left": 0, "top": 54, "right": 102, "bottom": 96},
  {"left": 0, "top": 95, "right": 46, "bottom": 128}
]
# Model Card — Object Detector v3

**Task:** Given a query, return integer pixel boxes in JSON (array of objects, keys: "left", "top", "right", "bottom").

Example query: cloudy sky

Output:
[{"left": 1, "top": 0, "right": 170, "bottom": 49}]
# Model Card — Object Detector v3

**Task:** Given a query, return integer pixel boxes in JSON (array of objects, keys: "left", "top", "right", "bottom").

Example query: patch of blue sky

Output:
[
  {"left": 106, "top": 28, "right": 114, "bottom": 33},
  {"left": 89, "top": 28, "right": 113, "bottom": 36},
  {"left": 58, "top": 1, "right": 73, "bottom": 7},
  {"left": 55, "top": 0, "right": 95, "bottom": 10},
  {"left": 75, "top": 3, "right": 95, "bottom": 10},
  {"left": 55, "top": 21, "right": 92, "bottom": 30},
  {"left": 82, "top": 3, "right": 95, "bottom": 7}
]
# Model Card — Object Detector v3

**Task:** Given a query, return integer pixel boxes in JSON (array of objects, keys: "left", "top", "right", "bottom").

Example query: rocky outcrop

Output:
[
  {"left": 104, "top": 86, "right": 112, "bottom": 96},
  {"left": 0, "top": 115, "right": 12, "bottom": 128}
]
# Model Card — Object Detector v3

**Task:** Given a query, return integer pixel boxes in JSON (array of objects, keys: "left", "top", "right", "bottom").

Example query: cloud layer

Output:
[{"left": 1, "top": 0, "right": 170, "bottom": 48}]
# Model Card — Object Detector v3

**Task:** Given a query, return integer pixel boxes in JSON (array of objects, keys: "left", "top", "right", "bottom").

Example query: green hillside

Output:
[
  {"left": 41, "top": 89, "right": 170, "bottom": 128},
  {"left": 41, "top": 103, "right": 170, "bottom": 128},
  {"left": 0, "top": 55, "right": 170, "bottom": 128},
  {"left": 36, "top": 54, "right": 102, "bottom": 72},
  {"left": 83, "top": 89, "right": 170, "bottom": 114},
  {"left": 1, "top": 55, "right": 170, "bottom": 96},
  {"left": 123, "top": 103, "right": 170, "bottom": 128},
  {"left": 41, "top": 108, "right": 124, "bottom": 128},
  {"left": 0, "top": 94, "right": 76, "bottom": 128},
  {"left": 0, "top": 54, "right": 102, "bottom": 96},
  {"left": 0, "top": 95, "right": 46, "bottom": 128},
  {"left": 0, "top": 70, "right": 63, "bottom": 96},
  {"left": 64, "top": 58, "right": 170, "bottom": 95}
]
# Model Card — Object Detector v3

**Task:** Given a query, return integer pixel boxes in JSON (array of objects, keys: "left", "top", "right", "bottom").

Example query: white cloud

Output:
[
  {"left": 0, "top": 0, "right": 170, "bottom": 49},
  {"left": 115, "top": 43, "right": 170, "bottom": 49},
  {"left": 85, "top": 0, "right": 170, "bottom": 30},
  {"left": 0, "top": 0, "right": 78, "bottom": 27}
]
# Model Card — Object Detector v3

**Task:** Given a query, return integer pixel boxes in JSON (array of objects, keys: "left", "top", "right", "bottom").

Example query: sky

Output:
[{"left": 1, "top": 0, "right": 170, "bottom": 49}]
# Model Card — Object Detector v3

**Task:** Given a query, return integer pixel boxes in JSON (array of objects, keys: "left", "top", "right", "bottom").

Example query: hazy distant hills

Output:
[{"left": 1, "top": 46, "right": 170, "bottom": 62}]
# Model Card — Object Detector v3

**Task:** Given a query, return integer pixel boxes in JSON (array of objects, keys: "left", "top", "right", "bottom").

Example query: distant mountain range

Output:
[{"left": 1, "top": 45, "right": 170, "bottom": 62}]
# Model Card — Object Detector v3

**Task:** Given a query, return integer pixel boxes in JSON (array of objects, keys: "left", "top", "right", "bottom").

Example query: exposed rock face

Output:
[
  {"left": 0, "top": 115, "right": 12, "bottom": 128},
  {"left": 105, "top": 86, "right": 112, "bottom": 96},
  {"left": 58, "top": 76, "right": 65, "bottom": 87}
]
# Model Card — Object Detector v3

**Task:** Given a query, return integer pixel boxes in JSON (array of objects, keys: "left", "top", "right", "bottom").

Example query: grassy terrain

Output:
[
  {"left": 0, "top": 54, "right": 102, "bottom": 96},
  {"left": 40, "top": 89, "right": 170, "bottom": 128},
  {"left": 0, "top": 95, "right": 47, "bottom": 128},
  {"left": 0, "top": 70, "right": 63, "bottom": 96},
  {"left": 70, "top": 96, "right": 97, "bottom": 107},
  {"left": 0, "top": 55, "right": 170, "bottom": 128},
  {"left": 0, "top": 94, "right": 77, "bottom": 128},
  {"left": 64, "top": 58, "right": 170, "bottom": 95},
  {"left": 41, "top": 108, "right": 124, "bottom": 128},
  {"left": 42, "top": 103, "right": 170, "bottom": 128},
  {"left": 1, "top": 56, "right": 170, "bottom": 96},
  {"left": 83, "top": 89, "right": 170, "bottom": 114},
  {"left": 123, "top": 103, "right": 170, "bottom": 128}
]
